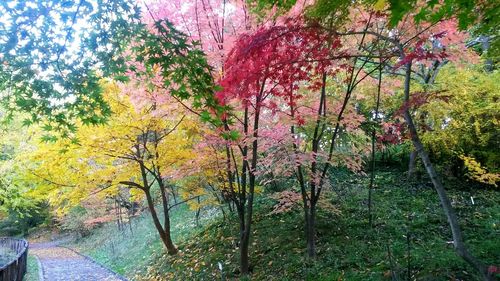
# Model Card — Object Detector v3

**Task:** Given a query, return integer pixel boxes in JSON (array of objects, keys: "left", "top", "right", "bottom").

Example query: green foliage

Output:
[
  {"left": 305, "top": 0, "right": 353, "bottom": 27},
  {"left": 247, "top": 0, "right": 298, "bottom": 19},
  {"left": 0, "top": 115, "right": 40, "bottom": 216},
  {"left": 248, "top": 0, "right": 499, "bottom": 60},
  {"left": 68, "top": 169, "right": 499, "bottom": 280},
  {"left": 133, "top": 19, "right": 224, "bottom": 126},
  {"left": 0, "top": 0, "right": 141, "bottom": 136},
  {"left": 0, "top": 201, "right": 50, "bottom": 236},
  {"left": 376, "top": 143, "right": 413, "bottom": 167},
  {"left": 60, "top": 206, "right": 92, "bottom": 237},
  {"left": 388, "top": 0, "right": 499, "bottom": 61}
]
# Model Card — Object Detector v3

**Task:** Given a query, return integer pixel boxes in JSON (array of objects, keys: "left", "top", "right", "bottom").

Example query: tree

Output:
[
  {"left": 146, "top": 0, "right": 252, "bottom": 72},
  {"left": 390, "top": 31, "right": 495, "bottom": 281},
  {"left": 23, "top": 81, "right": 198, "bottom": 254},
  {"left": 0, "top": 115, "right": 38, "bottom": 216},
  {"left": 244, "top": 2, "right": 496, "bottom": 278},
  {"left": 250, "top": 0, "right": 499, "bottom": 59},
  {"left": 419, "top": 66, "right": 499, "bottom": 187},
  {"left": 215, "top": 14, "right": 371, "bottom": 262},
  {"left": 0, "top": 0, "right": 142, "bottom": 137}
]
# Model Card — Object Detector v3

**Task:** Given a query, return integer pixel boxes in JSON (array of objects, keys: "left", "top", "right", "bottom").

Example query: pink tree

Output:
[
  {"left": 145, "top": 0, "right": 252, "bottom": 73},
  {"left": 215, "top": 17, "right": 354, "bottom": 270}
]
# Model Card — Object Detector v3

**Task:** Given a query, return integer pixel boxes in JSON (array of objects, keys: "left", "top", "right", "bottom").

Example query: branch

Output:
[
  {"left": 119, "top": 181, "right": 145, "bottom": 190},
  {"left": 168, "top": 195, "right": 201, "bottom": 211},
  {"left": 31, "top": 172, "right": 77, "bottom": 188}
]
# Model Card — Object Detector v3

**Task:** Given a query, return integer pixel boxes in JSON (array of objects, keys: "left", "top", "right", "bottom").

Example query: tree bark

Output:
[
  {"left": 305, "top": 206, "right": 316, "bottom": 258},
  {"left": 144, "top": 190, "right": 177, "bottom": 255},
  {"left": 157, "top": 175, "right": 178, "bottom": 254},
  {"left": 240, "top": 95, "right": 261, "bottom": 274},
  {"left": 408, "top": 150, "right": 417, "bottom": 178},
  {"left": 137, "top": 157, "right": 177, "bottom": 255}
]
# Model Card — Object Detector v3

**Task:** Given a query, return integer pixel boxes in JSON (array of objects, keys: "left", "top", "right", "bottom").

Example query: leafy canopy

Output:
[{"left": 0, "top": 0, "right": 142, "bottom": 138}]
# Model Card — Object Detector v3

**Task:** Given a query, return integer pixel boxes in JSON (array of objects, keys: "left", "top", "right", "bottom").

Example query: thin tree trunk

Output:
[
  {"left": 114, "top": 199, "right": 122, "bottom": 231},
  {"left": 305, "top": 206, "right": 316, "bottom": 257},
  {"left": 127, "top": 208, "right": 133, "bottom": 236},
  {"left": 195, "top": 197, "right": 201, "bottom": 227},
  {"left": 408, "top": 150, "right": 417, "bottom": 178},
  {"left": 171, "top": 186, "right": 178, "bottom": 204},
  {"left": 144, "top": 190, "right": 177, "bottom": 254},
  {"left": 157, "top": 175, "right": 178, "bottom": 255},
  {"left": 368, "top": 59, "right": 383, "bottom": 227},
  {"left": 241, "top": 96, "right": 261, "bottom": 275},
  {"left": 118, "top": 200, "right": 124, "bottom": 232},
  {"left": 402, "top": 62, "right": 492, "bottom": 281},
  {"left": 368, "top": 130, "right": 376, "bottom": 227}
]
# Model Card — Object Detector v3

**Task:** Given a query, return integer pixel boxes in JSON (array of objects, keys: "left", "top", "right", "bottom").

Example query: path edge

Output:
[
  {"left": 58, "top": 245, "right": 129, "bottom": 281},
  {"left": 33, "top": 254, "right": 44, "bottom": 281}
]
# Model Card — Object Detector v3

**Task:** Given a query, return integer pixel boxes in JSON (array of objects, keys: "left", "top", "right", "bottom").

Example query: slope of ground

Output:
[
  {"left": 70, "top": 168, "right": 499, "bottom": 280},
  {"left": 67, "top": 203, "right": 219, "bottom": 278}
]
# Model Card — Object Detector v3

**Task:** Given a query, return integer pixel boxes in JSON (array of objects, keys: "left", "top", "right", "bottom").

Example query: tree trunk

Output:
[
  {"left": 240, "top": 99, "right": 261, "bottom": 275},
  {"left": 162, "top": 212, "right": 177, "bottom": 255},
  {"left": 305, "top": 205, "right": 316, "bottom": 258},
  {"left": 158, "top": 177, "right": 178, "bottom": 255},
  {"left": 368, "top": 141, "right": 375, "bottom": 227},
  {"left": 402, "top": 62, "right": 492, "bottom": 281},
  {"left": 195, "top": 197, "right": 201, "bottom": 227},
  {"left": 369, "top": 64, "right": 382, "bottom": 227},
  {"left": 240, "top": 229, "right": 250, "bottom": 274},
  {"left": 408, "top": 150, "right": 417, "bottom": 178},
  {"left": 127, "top": 209, "right": 133, "bottom": 236},
  {"left": 144, "top": 189, "right": 177, "bottom": 255}
]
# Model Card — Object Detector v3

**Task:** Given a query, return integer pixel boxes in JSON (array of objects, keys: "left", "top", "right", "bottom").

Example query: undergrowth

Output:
[{"left": 71, "top": 168, "right": 499, "bottom": 280}]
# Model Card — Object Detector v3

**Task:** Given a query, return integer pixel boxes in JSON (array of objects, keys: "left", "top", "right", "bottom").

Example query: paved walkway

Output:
[{"left": 30, "top": 241, "right": 126, "bottom": 281}]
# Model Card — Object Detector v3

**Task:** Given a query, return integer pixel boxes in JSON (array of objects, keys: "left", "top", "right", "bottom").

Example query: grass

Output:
[
  {"left": 23, "top": 254, "right": 39, "bottom": 281},
  {"left": 70, "top": 167, "right": 499, "bottom": 280}
]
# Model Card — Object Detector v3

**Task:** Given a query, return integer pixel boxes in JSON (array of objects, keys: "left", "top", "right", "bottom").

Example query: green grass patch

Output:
[{"left": 23, "top": 254, "right": 39, "bottom": 281}]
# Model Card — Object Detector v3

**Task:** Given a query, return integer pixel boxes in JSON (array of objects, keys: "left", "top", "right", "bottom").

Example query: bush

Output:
[{"left": 0, "top": 201, "right": 51, "bottom": 236}]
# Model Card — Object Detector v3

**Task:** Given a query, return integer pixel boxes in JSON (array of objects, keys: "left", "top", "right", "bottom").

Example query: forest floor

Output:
[
  {"left": 66, "top": 167, "right": 499, "bottom": 280},
  {"left": 29, "top": 239, "right": 126, "bottom": 281}
]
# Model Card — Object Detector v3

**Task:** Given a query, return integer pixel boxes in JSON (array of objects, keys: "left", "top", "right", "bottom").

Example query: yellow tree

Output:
[
  {"left": 0, "top": 115, "right": 39, "bottom": 216},
  {"left": 22, "top": 81, "right": 198, "bottom": 254}
]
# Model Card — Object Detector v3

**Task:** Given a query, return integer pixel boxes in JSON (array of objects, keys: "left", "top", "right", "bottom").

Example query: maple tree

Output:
[
  {"left": 211, "top": 16, "right": 348, "bottom": 267},
  {"left": 0, "top": 116, "right": 39, "bottom": 216},
  {"left": 0, "top": 0, "right": 497, "bottom": 279},
  {"left": 146, "top": 0, "right": 252, "bottom": 72},
  {"left": 22, "top": 81, "right": 198, "bottom": 254},
  {"left": 251, "top": 0, "right": 498, "bottom": 55},
  {"left": 242, "top": 1, "right": 496, "bottom": 278},
  {"left": 378, "top": 22, "right": 494, "bottom": 281},
  {"left": 0, "top": 0, "right": 142, "bottom": 137}
]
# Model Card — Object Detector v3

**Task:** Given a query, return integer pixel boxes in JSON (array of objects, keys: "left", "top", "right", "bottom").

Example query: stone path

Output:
[{"left": 30, "top": 241, "right": 126, "bottom": 281}]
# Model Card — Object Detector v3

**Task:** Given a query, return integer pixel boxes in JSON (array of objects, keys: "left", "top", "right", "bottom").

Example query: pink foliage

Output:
[
  {"left": 394, "top": 19, "right": 478, "bottom": 68},
  {"left": 217, "top": 17, "right": 341, "bottom": 110},
  {"left": 144, "top": 0, "right": 252, "bottom": 74}
]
